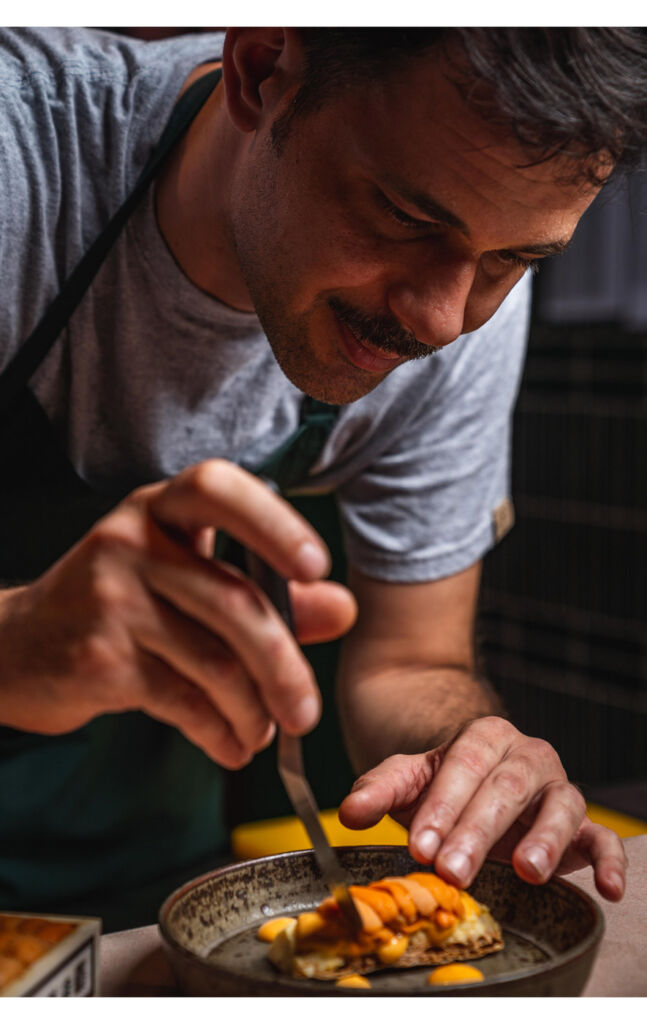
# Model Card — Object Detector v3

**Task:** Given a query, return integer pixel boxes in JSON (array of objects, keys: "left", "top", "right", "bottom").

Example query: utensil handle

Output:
[{"left": 244, "top": 549, "right": 295, "bottom": 634}]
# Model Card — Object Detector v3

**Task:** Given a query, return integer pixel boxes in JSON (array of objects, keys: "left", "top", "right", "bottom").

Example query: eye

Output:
[
  {"left": 496, "top": 251, "right": 541, "bottom": 274},
  {"left": 374, "top": 189, "right": 436, "bottom": 231}
]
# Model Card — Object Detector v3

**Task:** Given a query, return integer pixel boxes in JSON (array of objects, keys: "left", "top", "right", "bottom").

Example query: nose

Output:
[{"left": 386, "top": 255, "right": 477, "bottom": 349}]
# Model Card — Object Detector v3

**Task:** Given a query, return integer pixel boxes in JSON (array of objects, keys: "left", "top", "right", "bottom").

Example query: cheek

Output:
[
  {"left": 282, "top": 206, "right": 396, "bottom": 296},
  {"left": 277, "top": 164, "right": 396, "bottom": 292},
  {"left": 462, "top": 270, "right": 526, "bottom": 334}
]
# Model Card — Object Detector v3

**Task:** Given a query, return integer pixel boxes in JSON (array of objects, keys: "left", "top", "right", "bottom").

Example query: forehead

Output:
[{"left": 314, "top": 51, "right": 602, "bottom": 246}]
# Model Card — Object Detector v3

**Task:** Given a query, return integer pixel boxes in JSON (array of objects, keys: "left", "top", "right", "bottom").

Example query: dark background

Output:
[{"left": 481, "top": 173, "right": 647, "bottom": 818}]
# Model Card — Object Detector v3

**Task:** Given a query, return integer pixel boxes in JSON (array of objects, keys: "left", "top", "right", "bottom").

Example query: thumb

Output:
[
  {"left": 289, "top": 580, "right": 357, "bottom": 644},
  {"left": 339, "top": 752, "right": 435, "bottom": 831}
]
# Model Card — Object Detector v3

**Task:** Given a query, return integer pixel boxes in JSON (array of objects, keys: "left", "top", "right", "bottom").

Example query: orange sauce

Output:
[
  {"left": 256, "top": 917, "right": 296, "bottom": 943},
  {"left": 376, "top": 933, "right": 409, "bottom": 964},
  {"left": 427, "top": 963, "right": 484, "bottom": 986},
  {"left": 335, "top": 973, "right": 371, "bottom": 989},
  {"left": 435, "top": 909, "right": 458, "bottom": 930}
]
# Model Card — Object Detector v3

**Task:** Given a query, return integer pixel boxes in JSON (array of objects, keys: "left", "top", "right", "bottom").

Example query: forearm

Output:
[
  {"left": 0, "top": 584, "right": 35, "bottom": 728},
  {"left": 336, "top": 658, "right": 503, "bottom": 775}
]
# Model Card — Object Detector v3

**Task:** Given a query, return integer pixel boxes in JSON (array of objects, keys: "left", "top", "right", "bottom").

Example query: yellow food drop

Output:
[
  {"left": 335, "top": 973, "right": 371, "bottom": 989},
  {"left": 459, "top": 892, "right": 481, "bottom": 918},
  {"left": 428, "top": 963, "right": 484, "bottom": 986},
  {"left": 256, "top": 917, "right": 296, "bottom": 943},
  {"left": 295, "top": 911, "right": 327, "bottom": 941},
  {"left": 377, "top": 933, "right": 409, "bottom": 964}
]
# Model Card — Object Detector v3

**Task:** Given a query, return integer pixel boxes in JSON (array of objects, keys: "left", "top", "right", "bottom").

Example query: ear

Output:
[{"left": 222, "top": 28, "right": 305, "bottom": 133}]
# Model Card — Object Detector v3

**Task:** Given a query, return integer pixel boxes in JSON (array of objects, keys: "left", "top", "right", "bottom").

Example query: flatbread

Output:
[{"left": 264, "top": 870, "right": 504, "bottom": 981}]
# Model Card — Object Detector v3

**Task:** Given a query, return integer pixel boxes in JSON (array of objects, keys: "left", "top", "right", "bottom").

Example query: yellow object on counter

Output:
[
  {"left": 232, "top": 808, "right": 407, "bottom": 860},
  {"left": 232, "top": 802, "right": 646, "bottom": 861},
  {"left": 586, "top": 803, "right": 647, "bottom": 838}
]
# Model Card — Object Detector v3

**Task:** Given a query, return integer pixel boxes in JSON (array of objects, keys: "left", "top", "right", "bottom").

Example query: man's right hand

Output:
[{"left": 0, "top": 460, "right": 357, "bottom": 767}]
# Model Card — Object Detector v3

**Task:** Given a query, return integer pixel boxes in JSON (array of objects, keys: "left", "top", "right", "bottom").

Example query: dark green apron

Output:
[{"left": 0, "top": 68, "right": 338, "bottom": 931}]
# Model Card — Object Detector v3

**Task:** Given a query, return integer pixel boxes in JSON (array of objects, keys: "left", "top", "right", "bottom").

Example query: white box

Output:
[{"left": 0, "top": 912, "right": 101, "bottom": 997}]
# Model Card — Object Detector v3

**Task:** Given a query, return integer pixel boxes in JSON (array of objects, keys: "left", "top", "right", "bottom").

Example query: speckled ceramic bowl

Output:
[{"left": 158, "top": 846, "right": 604, "bottom": 996}]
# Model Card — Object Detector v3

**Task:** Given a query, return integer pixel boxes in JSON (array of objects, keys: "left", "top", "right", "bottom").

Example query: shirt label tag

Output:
[{"left": 493, "top": 497, "right": 515, "bottom": 542}]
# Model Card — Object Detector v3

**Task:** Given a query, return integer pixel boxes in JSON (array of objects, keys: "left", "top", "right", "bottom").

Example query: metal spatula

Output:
[{"left": 245, "top": 547, "right": 362, "bottom": 933}]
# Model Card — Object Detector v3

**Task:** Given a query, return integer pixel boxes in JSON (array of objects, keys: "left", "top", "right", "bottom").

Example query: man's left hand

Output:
[{"left": 339, "top": 715, "right": 626, "bottom": 901}]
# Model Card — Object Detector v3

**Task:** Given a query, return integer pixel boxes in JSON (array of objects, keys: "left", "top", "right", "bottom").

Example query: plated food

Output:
[
  {"left": 259, "top": 869, "right": 503, "bottom": 981},
  {"left": 159, "top": 847, "right": 604, "bottom": 996}
]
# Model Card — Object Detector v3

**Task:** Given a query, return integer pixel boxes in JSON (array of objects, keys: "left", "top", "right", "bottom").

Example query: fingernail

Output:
[
  {"left": 525, "top": 846, "right": 550, "bottom": 880},
  {"left": 292, "top": 694, "right": 320, "bottom": 732},
  {"left": 296, "top": 541, "right": 329, "bottom": 578},
  {"left": 416, "top": 828, "right": 441, "bottom": 862},
  {"left": 443, "top": 849, "right": 471, "bottom": 883},
  {"left": 607, "top": 871, "right": 624, "bottom": 897}
]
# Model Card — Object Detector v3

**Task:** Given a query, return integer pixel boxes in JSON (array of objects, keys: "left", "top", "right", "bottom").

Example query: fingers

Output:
[
  {"left": 555, "top": 819, "right": 627, "bottom": 901},
  {"left": 409, "top": 722, "right": 576, "bottom": 889},
  {"left": 505, "top": 782, "right": 587, "bottom": 886},
  {"left": 145, "top": 461, "right": 331, "bottom": 582},
  {"left": 132, "top": 650, "right": 255, "bottom": 769},
  {"left": 89, "top": 508, "right": 322, "bottom": 736},
  {"left": 142, "top": 551, "right": 320, "bottom": 735},
  {"left": 407, "top": 717, "right": 517, "bottom": 873},
  {"left": 131, "top": 593, "right": 275, "bottom": 755}
]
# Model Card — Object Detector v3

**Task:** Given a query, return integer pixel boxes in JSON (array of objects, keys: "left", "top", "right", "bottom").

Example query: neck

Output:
[{"left": 155, "top": 67, "right": 255, "bottom": 312}]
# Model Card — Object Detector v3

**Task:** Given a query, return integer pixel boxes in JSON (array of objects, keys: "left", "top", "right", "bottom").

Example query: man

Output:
[{"left": 1, "top": 27, "right": 645, "bottom": 928}]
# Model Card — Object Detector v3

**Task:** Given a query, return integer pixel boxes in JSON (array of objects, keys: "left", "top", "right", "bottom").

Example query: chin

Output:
[
  {"left": 279, "top": 359, "right": 390, "bottom": 405},
  {"left": 254, "top": 298, "right": 395, "bottom": 404}
]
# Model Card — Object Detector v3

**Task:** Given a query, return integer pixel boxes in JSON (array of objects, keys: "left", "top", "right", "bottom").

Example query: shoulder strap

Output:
[
  {"left": 251, "top": 395, "right": 339, "bottom": 492},
  {"left": 0, "top": 68, "right": 222, "bottom": 413}
]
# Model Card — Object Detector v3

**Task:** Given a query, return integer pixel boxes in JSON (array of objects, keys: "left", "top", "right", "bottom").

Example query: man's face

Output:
[{"left": 228, "top": 49, "right": 602, "bottom": 403}]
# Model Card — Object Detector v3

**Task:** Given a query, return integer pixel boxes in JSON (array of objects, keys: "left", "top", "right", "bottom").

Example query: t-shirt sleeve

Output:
[{"left": 336, "top": 273, "right": 532, "bottom": 582}]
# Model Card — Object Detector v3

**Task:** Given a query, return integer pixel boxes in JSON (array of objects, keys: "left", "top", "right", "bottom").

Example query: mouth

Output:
[{"left": 333, "top": 313, "right": 404, "bottom": 374}]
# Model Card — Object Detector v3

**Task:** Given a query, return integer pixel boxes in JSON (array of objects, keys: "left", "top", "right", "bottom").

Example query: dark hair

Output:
[{"left": 271, "top": 28, "right": 647, "bottom": 185}]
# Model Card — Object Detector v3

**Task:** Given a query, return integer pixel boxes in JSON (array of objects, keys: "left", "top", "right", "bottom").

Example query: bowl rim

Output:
[{"left": 158, "top": 846, "right": 605, "bottom": 992}]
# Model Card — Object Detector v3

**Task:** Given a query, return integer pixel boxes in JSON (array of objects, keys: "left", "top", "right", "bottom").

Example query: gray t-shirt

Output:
[{"left": 0, "top": 27, "right": 531, "bottom": 583}]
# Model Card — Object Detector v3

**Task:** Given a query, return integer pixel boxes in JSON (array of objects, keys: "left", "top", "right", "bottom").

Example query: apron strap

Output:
[
  {"left": 0, "top": 68, "right": 222, "bottom": 415},
  {"left": 1, "top": 59, "right": 341, "bottom": 493},
  {"left": 251, "top": 395, "right": 339, "bottom": 491}
]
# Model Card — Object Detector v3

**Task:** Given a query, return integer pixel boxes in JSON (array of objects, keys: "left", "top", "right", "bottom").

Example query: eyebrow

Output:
[
  {"left": 382, "top": 173, "right": 469, "bottom": 233},
  {"left": 380, "top": 173, "right": 574, "bottom": 257}
]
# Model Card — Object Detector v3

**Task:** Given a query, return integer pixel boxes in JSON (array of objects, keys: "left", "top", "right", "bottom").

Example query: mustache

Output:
[{"left": 329, "top": 297, "right": 437, "bottom": 361}]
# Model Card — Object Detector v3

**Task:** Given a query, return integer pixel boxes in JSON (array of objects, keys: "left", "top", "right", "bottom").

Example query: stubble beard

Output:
[
  {"left": 230, "top": 225, "right": 395, "bottom": 404},
  {"left": 249, "top": 286, "right": 389, "bottom": 404},
  {"left": 228, "top": 141, "right": 433, "bottom": 405}
]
